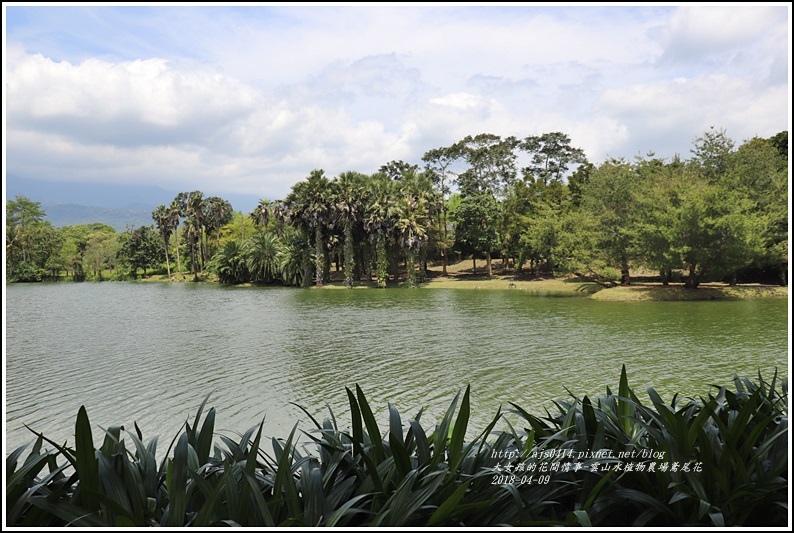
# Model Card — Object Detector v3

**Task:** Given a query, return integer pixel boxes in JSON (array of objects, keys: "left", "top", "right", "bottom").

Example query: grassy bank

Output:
[
  {"left": 7, "top": 367, "right": 788, "bottom": 527},
  {"left": 139, "top": 262, "right": 788, "bottom": 301},
  {"left": 588, "top": 282, "right": 789, "bottom": 301}
]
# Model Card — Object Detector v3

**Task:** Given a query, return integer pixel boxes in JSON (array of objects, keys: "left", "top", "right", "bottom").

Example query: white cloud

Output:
[
  {"left": 430, "top": 92, "right": 483, "bottom": 110},
  {"left": 3, "top": 5, "right": 790, "bottom": 203}
]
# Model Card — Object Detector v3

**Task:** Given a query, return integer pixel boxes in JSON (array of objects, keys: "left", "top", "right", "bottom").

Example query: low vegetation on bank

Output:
[
  {"left": 7, "top": 129, "right": 788, "bottom": 294},
  {"left": 7, "top": 367, "right": 787, "bottom": 527},
  {"left": 138, "top": 260, "right": 788, "bottom": 302}
]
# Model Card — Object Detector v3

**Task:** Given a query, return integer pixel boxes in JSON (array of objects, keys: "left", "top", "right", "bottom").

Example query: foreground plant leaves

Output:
[{"left": 5, "top": 367, "right": 788, "bottom": 527}]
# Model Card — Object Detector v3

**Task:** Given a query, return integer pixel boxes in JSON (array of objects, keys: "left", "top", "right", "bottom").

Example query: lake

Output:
[{"left": 4, "top": 282, "right": 790, "bottom": 455}]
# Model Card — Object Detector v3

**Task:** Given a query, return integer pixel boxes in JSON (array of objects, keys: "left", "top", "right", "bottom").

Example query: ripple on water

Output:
[{"left": 5, "top": 284, "right": 788, "bottom": 454}]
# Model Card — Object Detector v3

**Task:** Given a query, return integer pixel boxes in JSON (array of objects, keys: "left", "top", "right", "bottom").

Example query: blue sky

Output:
[{"left": 3, "top": 3, "right": 791, "bottom": 203}]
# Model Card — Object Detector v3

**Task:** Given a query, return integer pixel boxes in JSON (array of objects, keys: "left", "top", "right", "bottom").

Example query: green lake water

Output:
[{"left": 4, "top": 282, "right": 790, "bottom": 454}]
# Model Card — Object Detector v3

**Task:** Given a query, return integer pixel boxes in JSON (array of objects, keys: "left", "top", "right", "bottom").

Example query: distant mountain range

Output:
[{"left": 6, "top": 176, "right": 261, "bottom": 231}]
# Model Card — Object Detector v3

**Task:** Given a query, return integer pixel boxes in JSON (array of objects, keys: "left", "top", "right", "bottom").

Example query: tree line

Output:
[{"left": 5, "top": 128, "right": 788, "bottom": 288}]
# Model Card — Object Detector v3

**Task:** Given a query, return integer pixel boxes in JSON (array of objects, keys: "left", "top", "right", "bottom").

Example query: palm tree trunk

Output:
[
  {"left": 175, "top": 226, "right": 181, "bottom": 277},
  {"left": 344, "top": 219, "right": 354, "bottom": 288},
  {"left": 441, "top": 207, "right": 448, "bottom": 276},
  {"left": 163, "top": 235, "right": 172, "bottom": 279},
  {"left": 314, "top": 226, "right": 324, "bottom": 287},
  {"left": 376, "top": 235, "right": 388, "bottom": 288},
  {"left": 406, "top": 247, "right": 416, "bottom": 288},
  {"left": 419, "top": 244, "right": 427, "bottom": 282}
]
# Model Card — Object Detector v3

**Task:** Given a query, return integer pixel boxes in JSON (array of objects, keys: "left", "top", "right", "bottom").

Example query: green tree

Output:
[
  {"left": 725, "top": 135, "right": 788, "bottom": 285},
  {"left": 208, "top": 240, "right": 249, "bottom": 284},
  {"left": 183, "top": 191, "right": 206, "bottom": 280},
  {"left": 276, "top": 225, "right": 313, "bottom": 287},
  {"left": 579, "top": 159, "right": 642, "bottom": 285},
  {"left": 452, "top": 193, "right": 500, "bottom": 277},
  {"left": 379, "top": 160, "right": 420, "bottom": 181},
  {"left": 205, "top": 196, "right": 234, "bottom": 257},
  {"left": 332, "top": 171, "right": 367, "bottom": 288},
  {"left": 422, "top": 143, "right": 462, "bottom": 276},
  {"left": 671, "top": 173, "right": 765, "bottom": 288},
  {"left": 689, "top": 127, "right": 735, "bottom": 183},
  {"left": 116, "top": 225, "right": 165, "bottom": 278},
  {"left": 393, "top": 170, "right": 436, "bottom": 286},
  {"left": 520, "top": 132, "right": 587, "bottom": 185},
  {"left": 633, "top": 158, "right": 683, "bottom": 285},
  {"left": 152, "top": 205, "right": 176, "bottom": 278},
  {"left": 250, "top": 199, "right": 273, "bottom": 232},
  {"left": 505, "top": 176, "right": 570, "bottom": 274},
  {"left": 244, "top": 230, "right": 279, "bottom": 283},
  {"left": 456, "top": 133, "right": 518, "bottom": 198},
  {"left": 168, "top": 196, "right": 186, "bottom": 276},
  {"left": 6, "top": 196, "right": 60, "bottom": 281},
  {"left": 284, "top": 170, "right": 335, "bottom": 288},
  {"left": 83, "top": 230, "right": 120, "bottom": 280},
  {"left": 364, "top": 173, "right": 397, "bottom": 288}
]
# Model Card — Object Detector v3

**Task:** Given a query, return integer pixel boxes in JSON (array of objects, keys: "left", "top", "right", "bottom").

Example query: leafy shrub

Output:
[{"left": 6, "top": 368, "right": 787, "bottom": 526}]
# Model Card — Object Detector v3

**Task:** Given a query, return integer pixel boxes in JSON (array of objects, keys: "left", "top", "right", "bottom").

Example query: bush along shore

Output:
[{"left": 6, "top": 367, "right": 788, "bottom": 527}]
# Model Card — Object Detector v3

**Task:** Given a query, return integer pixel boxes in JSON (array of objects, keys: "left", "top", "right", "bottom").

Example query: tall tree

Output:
[
  {"left": 452, "top": 193, "right": 500, "bottom": 277},
  {"left": 152, "top": 205, "right": 175, "bottom": 278},
  {"left": 333, "top": 171, "right": 367, "bottom": 288},
  {"left": 456, "top": 133, "right": 519, "bottom": 198},
  {"left": 116, "top": 225, "right": 164, "bottom": 278},
  {"left": 204, "top": 196, "right": 234, "bottom": 257},
  {"left": 520, "top": 132, "right": 587, "bottom": 185},
  {"left": 364, "top": 173, "right": 397, "bottom": 288},
  {"left": 6, "top": 196, "right": 62, "bottom": 281},
  {"left": 83, "top": 230, "right": 119, "bottom": 281},
  {"left": 422, "top": 143, "right": 462, "bottom": 276},
  {"left": 393, "top": 170, "right": 435, "bottom": 286},
  {"left": 183, "top": 191, "right": 206, "bottom": 280},
  {"left": 579, "top": 159, "right": 641, "bottom": 285},
  {"left": 6, "top": 195, "right": 46, "bottom": 266},
  {"left": 169, "top": 195, "right": 186, "bottom": 276},
  {"left": 284, "top": 169, "right": 335, "bottom": 287},
  {"left": 379, "top": 160, "right": 420, "bottom": 181},
  {"left": 689, "top": 126, "right": 735, "bottom": 183},
  {"left": 250, "top": 199, "right": 273, "bottom": 231}
]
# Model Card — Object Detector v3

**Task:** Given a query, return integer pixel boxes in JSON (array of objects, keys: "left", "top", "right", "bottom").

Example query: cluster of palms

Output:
[
  {"left": 152, "top": 192, "right": 234, "bottom": 281},
  {"left": 148, "top": 129, "right": 787, "bottom": 289},
  {"left": 208, "top": 167, "right": 440, "bottom": 288}
]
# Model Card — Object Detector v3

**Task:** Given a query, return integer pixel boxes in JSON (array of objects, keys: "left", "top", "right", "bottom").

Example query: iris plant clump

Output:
[{"left": 6, "top": 366, "right": 787, "bottom": 527}]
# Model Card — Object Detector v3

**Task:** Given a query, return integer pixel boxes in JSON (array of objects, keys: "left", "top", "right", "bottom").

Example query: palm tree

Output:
[
  {"left": 333, "top": 171, "right": 366, "bottom": 288},
  {"left": 184, "top": 191, "right": 205, "bottom": 280},
  {"left": 393, "top": 171, "right": 434, "bottom": 287},
  {"left": 364, "top": 173, "right": 397, "bottom": 288},
  {"left": 244, "top": 231, "right": 279, "bottom": 283},
  {"left": 284, "top": 169, "right": 334, "bottom": 287},
  {"left": 205, "top": 196, "right": 233, "bottom": 257},
  {"left": 210, "top": 240, "right": 248, "bottom": 284},
  {"left": 276, "top": 225, "right": 313, "bottom": 287},
  {"left": 250, "top": 198, "right": 272, "bottom": 231},
  {"left": 169, "top": 195, "right": 187, "bottom": 276},
  {"left": 152, "top": 205, "right": 175, "bottom": 278}
]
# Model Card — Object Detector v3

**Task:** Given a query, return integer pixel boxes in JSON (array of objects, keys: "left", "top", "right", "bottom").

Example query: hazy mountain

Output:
[
  {"left": 6, "top": 175, "right": 262, "bottom": 230},
  {"left": 38, "top": 204, "right": 155, "bottom": 232}
]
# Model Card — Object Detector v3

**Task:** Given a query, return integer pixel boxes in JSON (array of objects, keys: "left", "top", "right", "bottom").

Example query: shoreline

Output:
[{"left": 142, "top": 269, "right": 788, "bottom": 301}]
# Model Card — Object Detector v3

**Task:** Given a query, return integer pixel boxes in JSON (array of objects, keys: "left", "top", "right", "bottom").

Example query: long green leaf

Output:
[
  {"left": 74, "top": 406, "right": 100, "bottom": 512},
  {"left": 165, "top": 432, "right": 189, "bottom": 526},
  {"left": 448, "top": 385, "right": 471, "bottom": 471},
  {"left": 356, "top": 384, "right": 385, "bottom": 463},
  {"left": 427, "top": 479, "right": 471, "bottom": 526}
]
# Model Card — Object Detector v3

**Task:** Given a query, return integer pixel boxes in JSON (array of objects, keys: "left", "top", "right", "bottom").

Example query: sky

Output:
[{"left": 2, "top": 2, "right": 791, "bottom": 205}]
